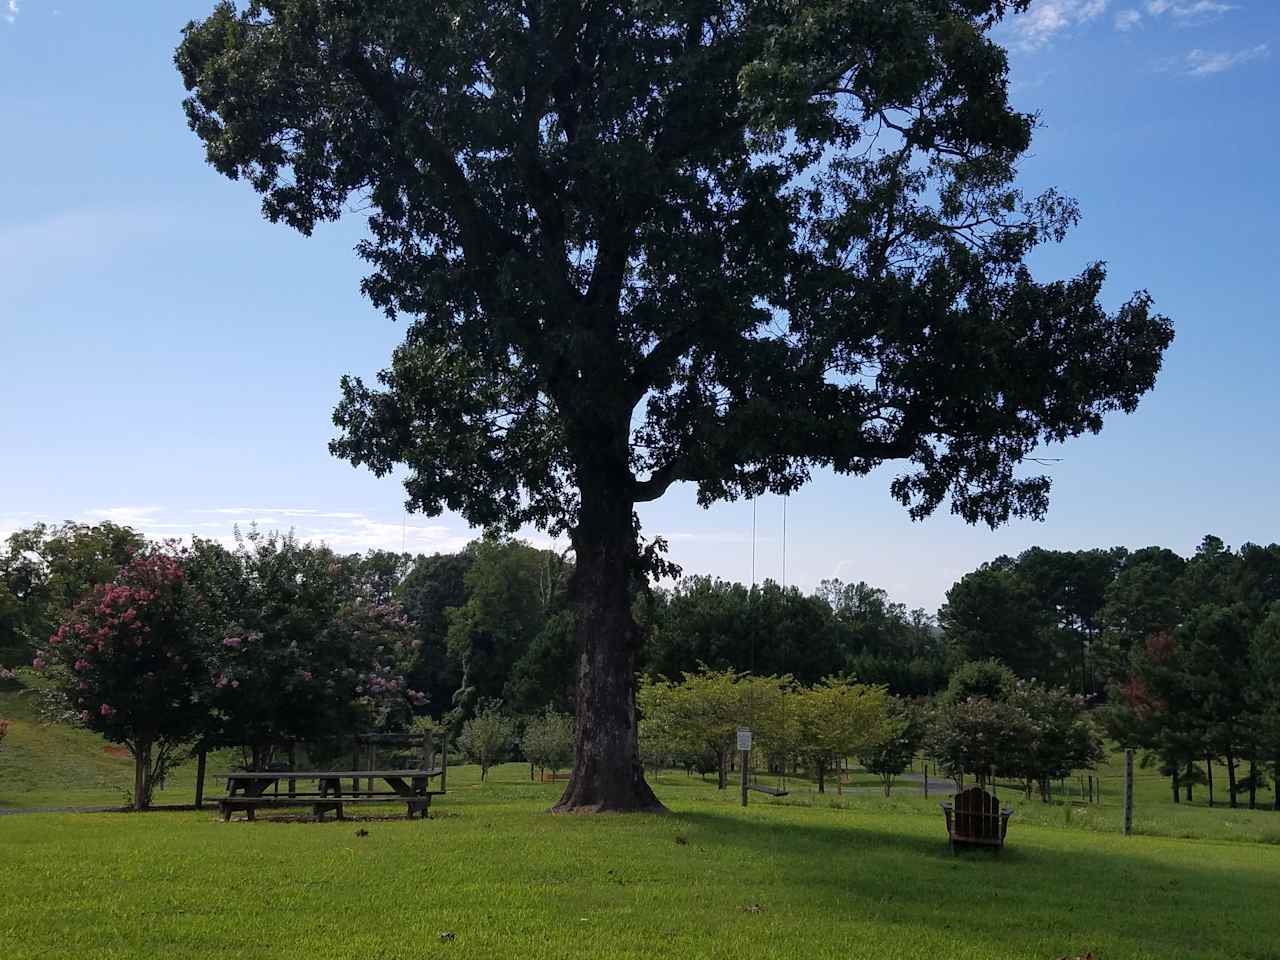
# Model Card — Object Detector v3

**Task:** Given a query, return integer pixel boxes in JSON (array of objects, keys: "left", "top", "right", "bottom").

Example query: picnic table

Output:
[{"left": 216, "top": 768, "right": 445, "bottom": 822}]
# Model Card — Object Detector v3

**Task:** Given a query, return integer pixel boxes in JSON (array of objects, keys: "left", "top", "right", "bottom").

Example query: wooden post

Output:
[
  {"left": 352, "top": 737, "right": 360, "bottom": 793},
  {"left": 287, "top": 742, "right": 296, "bottom": 799},
  {"left": 367, "top": 741, "right": 376, "bottom": 794},
  {"left": 441, "top": 735, "right": 448, "bottom": 794},
  {"left": 194, "top": 744, "right": 208, "bottom": 810},
  {"left": 1123, "top": 748, "right": 1134, "bottom": 836},
  {"left": 741, "top": 749, "right": 749, "bottom": 807},
  {"left": 923, "top": 760, "right": 929, "bottom": 798}
]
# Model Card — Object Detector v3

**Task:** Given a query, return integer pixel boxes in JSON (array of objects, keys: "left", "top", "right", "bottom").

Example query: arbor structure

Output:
[{"left": 178, "top": 0, "right": 1173, "bottom": 811}]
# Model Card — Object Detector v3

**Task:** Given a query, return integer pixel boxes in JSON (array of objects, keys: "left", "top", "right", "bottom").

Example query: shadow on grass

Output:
[{"left": 665, "top": 808, "right": 1280, "bottom": 960}]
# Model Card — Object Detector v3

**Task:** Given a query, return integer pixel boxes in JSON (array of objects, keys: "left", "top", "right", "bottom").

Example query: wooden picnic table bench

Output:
[{"left": 216, "top": 769, "right": 444, "bottom": 822}]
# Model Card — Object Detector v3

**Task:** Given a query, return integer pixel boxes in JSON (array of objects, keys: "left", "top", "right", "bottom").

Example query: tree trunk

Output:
[
  {"left": 717, "top": 750, "right": 728, "bottom": 790},
  {"left": 133, "top": 739, "right": 151, "bottom": 812},
  {"left": 1274, "top": 757, "right": 1279, "bottom": 812},
  {"left": 554, "top": 483, "right": 662, "bottom": 813},
  {"left": 1171, "top": 768, "right": 1180, "bottom": 804},
  {"left": 1249, "top": 757, "right": 1257, "bottom": 810},
  {"left": 817, "top": 760, "right": 826, "bottom": 794},
  {"left": 1226, "top": 750, "right": 1238, "bottom": 809},
  {"left": 1206, "top": 754, "right": 1215, "bottom": 808},
  {"left": 194, "top": 745, "right": 208, "bottom": 810}
]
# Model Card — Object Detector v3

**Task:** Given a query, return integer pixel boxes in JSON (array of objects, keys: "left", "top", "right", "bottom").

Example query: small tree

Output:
[
  {"left": 459, "top": 699, "right": 515, "bottom": 782},
  {"left": 939, "top": 660, "right": 1017, "bottom": 706},
  {"left": 857, "top": 698, "right": 925, "bottom": 797},
  {"left": 1007, "top": 679, "right": 1104, "bottom": 801},
  {"left": 795, "top": 678, "right": 892, "bottom": 793},
  {"left": 637, "top": 668, "right": 790, "bottom": 790},
  {"left": 926, "top": 697, "right": 1035, "bottom": 790},
  {"left": 522, "top": 707, "right": 574, "bottom": 779},
  {"left": 36, "top": 548, "right": 207, "bottom": 809}
]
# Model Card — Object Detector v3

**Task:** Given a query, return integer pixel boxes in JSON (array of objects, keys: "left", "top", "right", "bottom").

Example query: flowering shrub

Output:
[
  {"left": 34, "top": 547, "right": 206, "bottom": 808},
  {"left": 187, "top": 532, "right": 425, "bottom": 765},
  {"left": 207, "top": 598, "right": 422, "bottom": 760}
]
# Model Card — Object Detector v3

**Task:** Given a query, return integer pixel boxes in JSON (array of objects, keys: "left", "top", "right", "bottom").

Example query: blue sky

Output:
[{"left": 1, "top": 1, "right": 1276, "bottom": 613}]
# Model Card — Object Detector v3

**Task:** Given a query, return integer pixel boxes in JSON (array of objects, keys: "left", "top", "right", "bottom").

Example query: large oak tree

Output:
[{"left": 177, "top": 0, "right": 1173, "bottom": 811}]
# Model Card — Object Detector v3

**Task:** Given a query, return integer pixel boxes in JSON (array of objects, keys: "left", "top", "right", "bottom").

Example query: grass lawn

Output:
[
  {"left": 2, "top": 764, "right": 1279, "bottom": 960},
  {"left": 4, "top": 679, "right": 1280, "bottom": 959}
]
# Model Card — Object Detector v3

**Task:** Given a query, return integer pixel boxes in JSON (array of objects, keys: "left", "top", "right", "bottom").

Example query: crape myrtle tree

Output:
[
  {"left": 35, "top": 547, "right": 208, "bottom": 810},
  {"left": 177, "top": 0, "right": 1173, "bottom": 811}
]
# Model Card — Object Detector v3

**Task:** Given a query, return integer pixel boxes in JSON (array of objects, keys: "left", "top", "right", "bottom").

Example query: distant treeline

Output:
[{"left": 4, "top": 523, "right": 1279, "bottom": 732}]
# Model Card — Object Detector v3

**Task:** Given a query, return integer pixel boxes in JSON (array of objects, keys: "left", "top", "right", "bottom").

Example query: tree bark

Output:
[
  {"left": 816, "top": 760, "right": 826, "bottom": 794},
  {"left": 1171, "top": 768, "right": 1179, "bottom": 804},
  {"left": 1226, "top": 750, "right": 1238, "bottom": 809},
  {"left": 133, "top": 739, "right": 151, "bottom": 812},
  {"left": 1249, "top": 757, "right": 1257, "bottom": 810},
  {"left": 553, "top": 482, "right": 663, "bottom": 813},
  {"left": 1206, "top": 754, "right": 1215, "bottom": 808},
  {"left": 717, "top": 750, "right": 728, "bottom": 790},
  {"left": 195, "top": 745, "right": 208, "bottom": 810}
]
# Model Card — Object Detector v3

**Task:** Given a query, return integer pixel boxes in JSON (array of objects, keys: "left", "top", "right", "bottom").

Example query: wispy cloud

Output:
[
  {"left": 1149, "top": 0, "right": 1234, "bottom": 18},
  {"left": 1013, "top": 0, "right": 1110, "bottom": 51},
  {"left": 4, "top": 1, "right": 18, "bottom": 25},
  {"left": 1185, "top": 43, "right": 1269, "bottom": 74},
  {"left": 1115, "top": 1, "right": 1236, "bottom": 33},
  {"left": 1115, "top": 8, "right": 1144, "bottom": 30},
  {"left": 85, "top": 506, "right": 167, "bottom": 527},
  {"left": 0, "top": 209, "right": 172, "bottom": 300}
]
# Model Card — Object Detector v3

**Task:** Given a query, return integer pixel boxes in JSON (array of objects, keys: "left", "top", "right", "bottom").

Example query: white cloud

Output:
[
  {"left": 1115, "top": 8, "right": 1144, "bottom": 29},
  {"left": 4, "top": 1, "right": 18, "bottom": 24},
  {"left": 1186, "top": 43, "right": 1270, "bottom": 74},
  {"left": 85, "top": 506, "right": 166, "bottom": 527},
  {"left": 1147, "top": 0, "right": 1234, "bottom": 19},
  {"left": 1013, "top": 0, "right": 1110, "bottom": 51}
]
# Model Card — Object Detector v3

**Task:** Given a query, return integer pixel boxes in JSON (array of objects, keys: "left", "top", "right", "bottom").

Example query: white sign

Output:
[{"left": 736, "top": 727, "right": 753, "bottom": 752}]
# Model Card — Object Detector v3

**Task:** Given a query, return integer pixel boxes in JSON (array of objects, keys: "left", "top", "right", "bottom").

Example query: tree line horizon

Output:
[{"left": 5, "top": 521, "right": 1278, "bottom": 811}]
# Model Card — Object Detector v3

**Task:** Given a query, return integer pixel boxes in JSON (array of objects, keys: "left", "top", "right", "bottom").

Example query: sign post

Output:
[{"left": 737, "top": 727, "right": 753, "bottom": 808}]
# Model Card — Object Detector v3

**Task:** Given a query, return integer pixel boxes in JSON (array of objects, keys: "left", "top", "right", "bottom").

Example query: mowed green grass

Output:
[
  {"left": 2, "top": 765, "right": 1279, "bottom": 960},
  {"left": 5, "top": 678, "right": 1280, "bottom": 959}
]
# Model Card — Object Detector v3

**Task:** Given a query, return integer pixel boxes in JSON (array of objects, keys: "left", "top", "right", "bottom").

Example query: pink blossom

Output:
[
  {"left": 99, "top": 704, "right": 115, "bottom": 718},
  {"left": 78, "top": 681, "right": 89, "bottom": 690},
  {"left": 301, "top": 671, "right": 313, "bottom": 682},
  {"left": 74, "top": 659, "right": 90, "bottom": 672},
  {"left": 32, "top": 657, "right": 46, "bottom": 671},
  {"left": 222, "top": 637, "right": 242, "bottom": 649}
]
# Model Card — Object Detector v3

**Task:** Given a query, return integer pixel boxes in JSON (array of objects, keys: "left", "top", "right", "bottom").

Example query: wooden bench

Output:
[
  {"left": 940, "top": 786, "right": 1013, "bottom": 852},
  {"left": 217, "top": 770, "right": 444, "bottom": 822}
]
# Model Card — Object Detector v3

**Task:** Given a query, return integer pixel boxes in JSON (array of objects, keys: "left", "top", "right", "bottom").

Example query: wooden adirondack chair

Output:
[{"left": 940, "top": 786, "right": 1013, "bottom": 852}]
